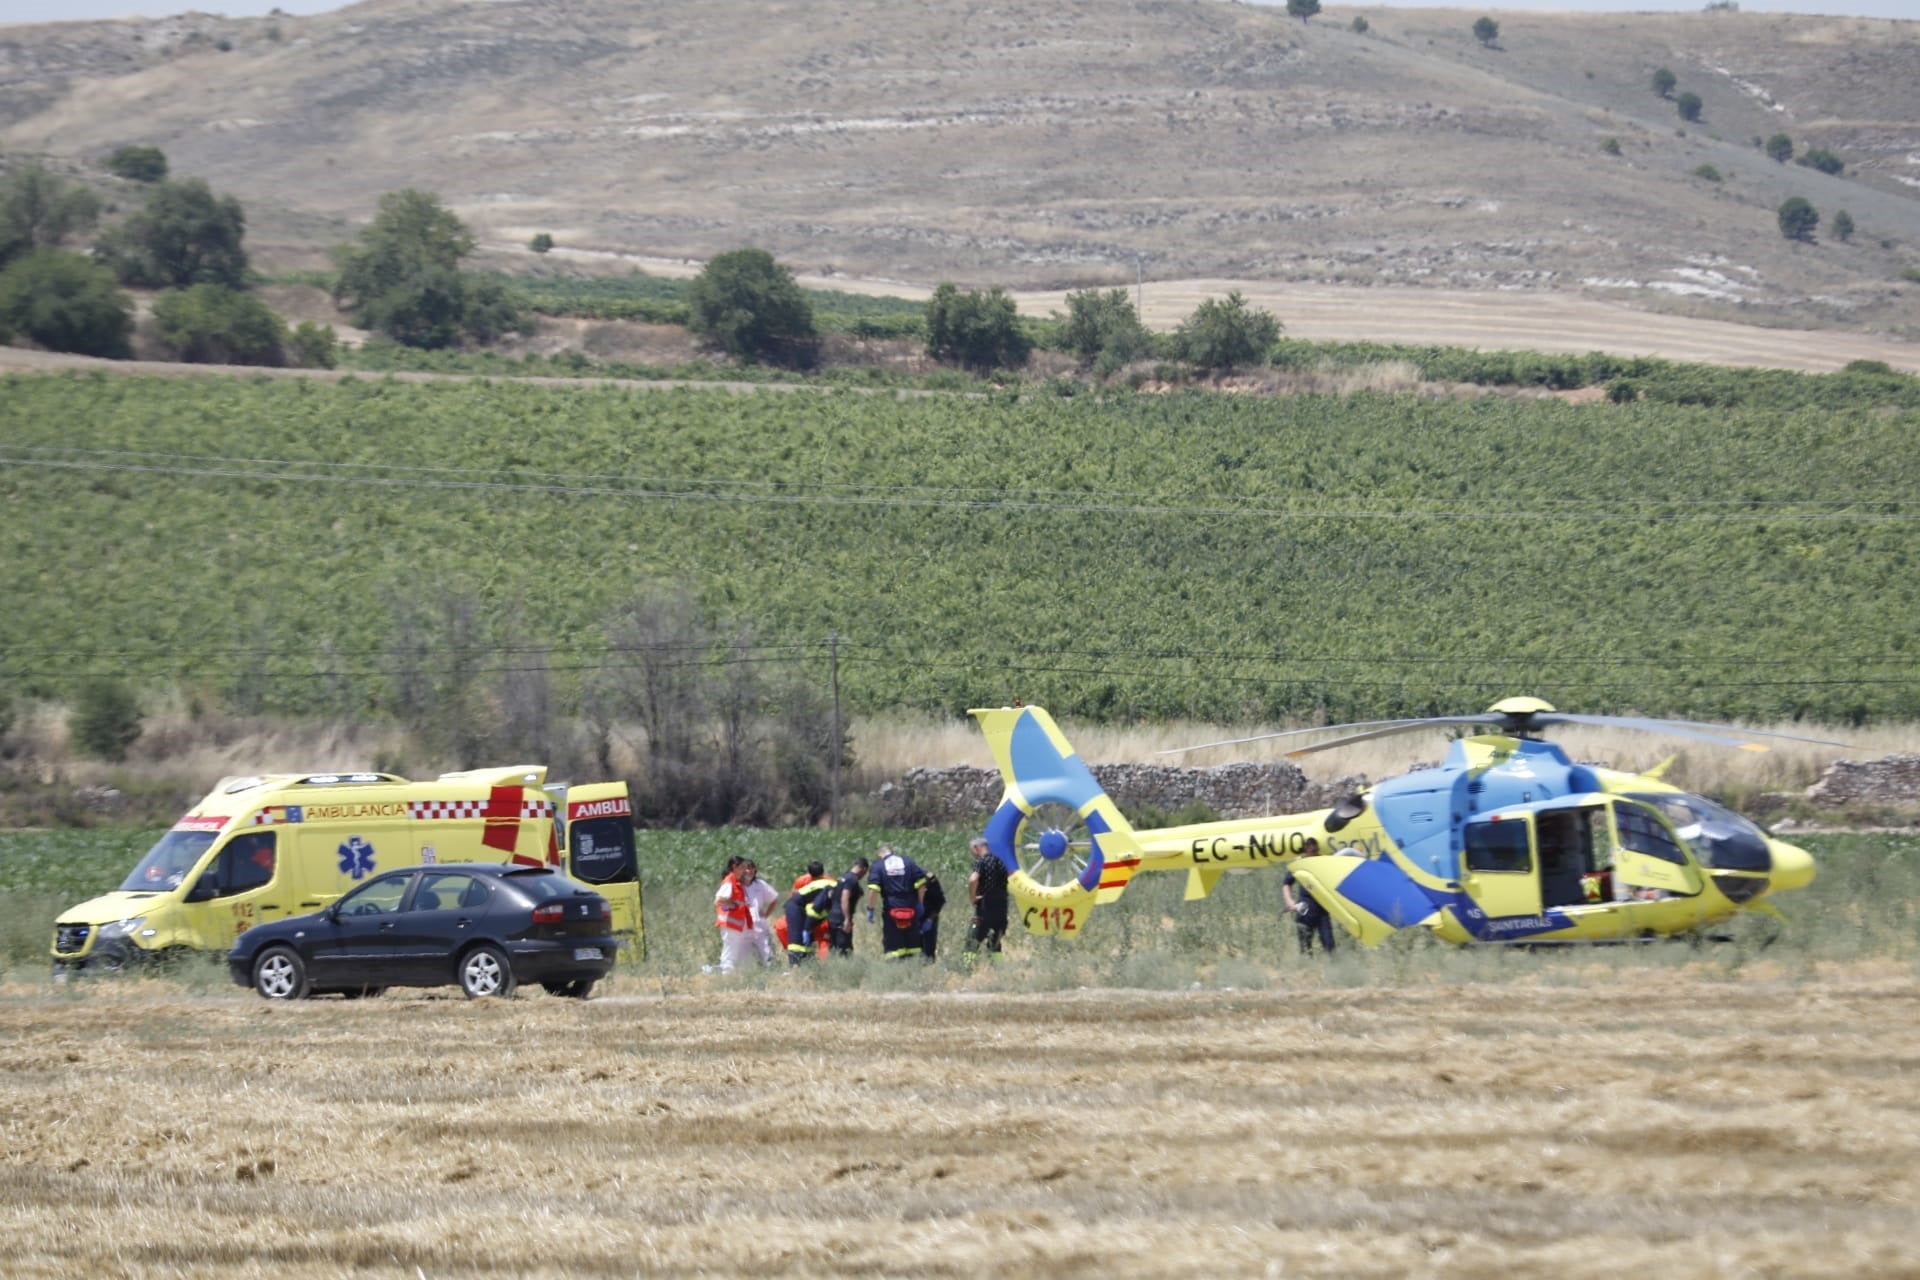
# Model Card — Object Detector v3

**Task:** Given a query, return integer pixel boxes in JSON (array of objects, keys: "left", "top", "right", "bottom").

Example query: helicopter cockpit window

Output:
[
  {"left": 1614, "top": 803, "right": 1687, "bottom": 865},
  {"left": 1463, "top": 819, "right": 1531, "bottom": 873},
  {"left": 1628, "top": 793, "right": 1771, "bottom": 873}
]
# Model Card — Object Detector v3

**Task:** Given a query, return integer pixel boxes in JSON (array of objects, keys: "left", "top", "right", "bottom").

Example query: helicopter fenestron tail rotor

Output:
[{"left": 1158, "top": 696, "right": 1851, "bottom": 760}]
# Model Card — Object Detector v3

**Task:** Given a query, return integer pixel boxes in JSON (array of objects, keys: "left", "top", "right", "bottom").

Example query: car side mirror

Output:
[{"left": 185, "top": 879, "right": 218, "bottom": 904}]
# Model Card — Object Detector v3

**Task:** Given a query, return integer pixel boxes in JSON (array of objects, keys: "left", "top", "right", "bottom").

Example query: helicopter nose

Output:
[{"left": 1767, "top": 838, "right": 1816, "bottom": 893}]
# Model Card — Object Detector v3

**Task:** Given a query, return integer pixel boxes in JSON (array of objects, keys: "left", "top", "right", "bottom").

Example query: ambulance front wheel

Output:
[
  {"left": 253, "top": 946, "right": 310, "bottom": 1000},
  {"left": 459, "top": 944, "right": 516, "bottom": 999}
]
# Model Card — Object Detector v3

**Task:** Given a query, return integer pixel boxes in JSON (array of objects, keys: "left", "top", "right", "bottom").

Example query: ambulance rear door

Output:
[{"left": 557, "top": 783, "right": 644, "bottom": 958}]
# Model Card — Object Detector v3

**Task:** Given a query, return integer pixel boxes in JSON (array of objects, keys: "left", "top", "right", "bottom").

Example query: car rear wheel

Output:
[
  {"left": 253, "top": 946, "right": 310, "bottom": 1000},
  {"left": 542, "top": 978, "right": 596, "bottom": 999},
  {"left": 459, "top": 944, "right": 516, "bottom": 999}
]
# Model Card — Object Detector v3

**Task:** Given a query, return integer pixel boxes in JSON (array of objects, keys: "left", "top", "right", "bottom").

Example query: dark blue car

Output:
[{"left": 229, "top": 863, "right": 619, "bottom": 1000}]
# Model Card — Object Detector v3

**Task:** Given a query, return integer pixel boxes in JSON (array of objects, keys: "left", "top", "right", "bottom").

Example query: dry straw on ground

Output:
[{"left": 4, "top": 966, "right": 1918, "bottom": 1277}]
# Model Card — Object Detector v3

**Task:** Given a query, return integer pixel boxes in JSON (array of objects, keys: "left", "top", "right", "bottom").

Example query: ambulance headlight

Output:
[{"left": 98, "top": 917, "right": 146, "bottom": 939}]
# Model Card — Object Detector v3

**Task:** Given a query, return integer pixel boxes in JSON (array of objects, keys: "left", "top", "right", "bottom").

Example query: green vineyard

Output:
[{"left": 3, "top": 368, "right": 1918, "bottom": 724}]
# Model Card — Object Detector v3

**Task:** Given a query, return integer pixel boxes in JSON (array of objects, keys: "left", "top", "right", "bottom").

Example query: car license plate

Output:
[{"left": 572, "top": 947, "right": 601, "bottom": 961}]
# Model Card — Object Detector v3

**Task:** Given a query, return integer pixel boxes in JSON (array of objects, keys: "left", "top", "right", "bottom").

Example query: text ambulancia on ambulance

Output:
[{"left": 51, "top": 766, "right": 644, "bottom": 974}]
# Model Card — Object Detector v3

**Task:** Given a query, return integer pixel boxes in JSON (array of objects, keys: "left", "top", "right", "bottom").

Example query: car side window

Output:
[
  {"left": 412, "top": 872, "right": 484, "bottom": 912},
  {"left": 338, "top": 875, "right": 410, "bottom": 917}
]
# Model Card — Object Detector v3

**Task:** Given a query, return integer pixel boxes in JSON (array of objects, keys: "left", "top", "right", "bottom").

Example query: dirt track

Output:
[{"left": 4, "top": 968, "right": 1917, "bottom": 1277}]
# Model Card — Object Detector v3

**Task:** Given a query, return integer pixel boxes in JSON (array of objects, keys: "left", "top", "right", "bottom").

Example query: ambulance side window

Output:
[
  {"left": 569, "top": 817, "right": 637, "bottom": 885},
  {"left": 195, "top": 833, "right": 276, "bottom": 899}
]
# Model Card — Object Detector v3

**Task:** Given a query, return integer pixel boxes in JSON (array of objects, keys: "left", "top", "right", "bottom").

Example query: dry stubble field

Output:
[{"left": 4, "top": 967, "right": 1918, "bottom": 1278}]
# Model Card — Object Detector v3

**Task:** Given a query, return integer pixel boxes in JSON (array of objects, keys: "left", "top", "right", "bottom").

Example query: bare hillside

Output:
[{"left": 2, "top": 0, "right": 1917, "bottom": 339}]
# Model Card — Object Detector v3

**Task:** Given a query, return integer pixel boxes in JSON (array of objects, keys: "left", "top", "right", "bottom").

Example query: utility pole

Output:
[{"left": 827, "top": 631, "right": 842, "bottom": 829}]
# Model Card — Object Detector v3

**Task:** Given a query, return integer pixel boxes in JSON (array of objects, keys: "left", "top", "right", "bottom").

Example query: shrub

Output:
[
  {"left": 287, "top": 320, "right": 339, "bottom": 369},
  {"left": 1173, "top": 291, "right": 1281, "bottom": 372},
  {"left": 1600, "top": 137, "right": 1622, "bottom": 156},
  {"left": 152, "top": 283, "right": 287, "bottom": 365},
  {"left": 73, "top": 679, "right": 142, "bottom": 762},
  {"left": 925, "top": 282, "right": 1031, "bottom": 372},
  {"left": 104, "top": 145, "right": 168, "bottom": 183},
  {"left": 1651, "top": 67, "right": 1676, "bottom": 98},
  {"left": 1694, "top": 164, "right": 1722, "bottom": 181},
  {"left": 1831, "top": 210, "right": 1854, "bottom": 243},
  {"left": 1061, "top": 287, "right": 1151, "bottom": 371},
  {"left": 1676, "top": 92, "right": 1702, "bottom": 123},
  {"left": 333, "top": 189, "right": 523, "bottom": 349},
  {"left": 1777, "top": 197, "right": 1818, "bottom": 243},
  {"left": 0, "top": 164, "right": 101, "bottom": 267},
  {"left": 1842, "top": 359, "right": 1894, "bottom": 377},
  {"left": 1351, "top": 14, "right": 1368, "bottom": 32},
  {"left": 528, "top": 232, "right": 554, "bottom": 254},
  {"left": 0, "top": 249, "right": 133, "bottom": 358},
  {"left": 1798, "top": 148, "right": 1843, "bottom": 176},
  {"left": 1765, "top": 133, "right": 1793, "bottom": 164},
  {"left": 686, "top": 248, "right": 817, "bottom": 365},
  {"left": 101, "top": 177, "right": 249, "bottom": 288}
]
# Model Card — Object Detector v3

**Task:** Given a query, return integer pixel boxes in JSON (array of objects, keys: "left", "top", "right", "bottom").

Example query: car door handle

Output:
[
  {"left": 455, "top": 917, "right": 473, "bottom": 928},
  {"left": 380, "top": 922, "right": 397, "bottom": 931}
]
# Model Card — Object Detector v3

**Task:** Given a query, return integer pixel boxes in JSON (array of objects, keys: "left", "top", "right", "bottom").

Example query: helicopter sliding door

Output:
[{"left": 1461, "top": 817, "right": 1540, "bottom": 919}]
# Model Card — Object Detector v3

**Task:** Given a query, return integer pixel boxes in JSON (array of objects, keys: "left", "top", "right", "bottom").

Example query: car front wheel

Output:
[
  {"left": 459, "top": 944, "right": 516, "bottom": 999},
  {"left": 253, "top": 946, "right": 310, "bottom": 1000}
]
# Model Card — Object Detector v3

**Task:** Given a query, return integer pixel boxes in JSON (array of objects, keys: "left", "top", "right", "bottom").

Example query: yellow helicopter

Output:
[{"left": 971, "top": 698, "right": 1836, "bottom": 946}]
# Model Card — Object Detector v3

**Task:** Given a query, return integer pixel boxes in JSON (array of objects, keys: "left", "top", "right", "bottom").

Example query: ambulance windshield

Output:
[{"left": 118, "top": 831, "right": 218, "bottom": 893}]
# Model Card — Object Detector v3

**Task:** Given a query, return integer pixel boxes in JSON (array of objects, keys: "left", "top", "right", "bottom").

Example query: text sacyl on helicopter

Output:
[{"left": 972, "top": 697, "right": 1836, "bottom": 946}]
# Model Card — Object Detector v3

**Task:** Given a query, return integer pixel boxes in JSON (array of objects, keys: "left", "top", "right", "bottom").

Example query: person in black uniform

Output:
[
  {"left": 827, "top": 857, "right": 868, "bottom": 956},
  {"left": 864, "top": 844, "right": 930, "bottom": 960},
  {"left": 918, "top": 871, "right": 946, "bottom": 962},
  {"left": 965, "top": 835, "right": 1010, "bottom": 957},
  {"left": 1281, "top": 837, "right": 1335, "bottom": 955}
]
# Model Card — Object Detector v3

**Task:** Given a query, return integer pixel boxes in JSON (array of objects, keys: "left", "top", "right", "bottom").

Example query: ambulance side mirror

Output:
[{"left": 184, "top": 878, "right": 218, "bottom": 904}]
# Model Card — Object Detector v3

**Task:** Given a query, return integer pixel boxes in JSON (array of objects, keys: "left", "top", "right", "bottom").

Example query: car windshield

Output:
[
  {"left": 118, "top": 830, "right": 218, "bottom": 892},
  {"left": 1628, "top": 793, "right": 1770, "bottom": 871}
]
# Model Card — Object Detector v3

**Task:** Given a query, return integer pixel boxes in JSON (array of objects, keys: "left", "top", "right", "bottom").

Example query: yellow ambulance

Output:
[{"left": 51, "top": 765, "right": 643, "bottom": 974}]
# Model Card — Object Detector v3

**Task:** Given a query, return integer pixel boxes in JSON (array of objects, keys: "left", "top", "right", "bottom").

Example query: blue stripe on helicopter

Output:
[
  {"left": 1008, "top": 709, "right": 1102, "bottom": 811},
  {"left": 983, "top": 798, "right": 1024, "bottom": 875},
  {"left": 1447, "top": 896, "right": 1575, "bottom": 942},
  {"left": 1333, "top": 857, "right": 1445, "bottom": 930}
]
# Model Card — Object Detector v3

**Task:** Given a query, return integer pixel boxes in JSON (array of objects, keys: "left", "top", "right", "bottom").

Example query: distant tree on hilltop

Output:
[
  {"left": 1651, "top": 67, "right": 1676, "bottom": 98},
  {"left": 1287, "top": 0, "right": 1320, "bottom": 21},
  {"left": 1472, "top": 16, "right": 1499, "bottom": 46},
  {"left": 1777, "top": 197, "right": 1818, "bottom": 243},
  {"left": 105, "top": 145, "right": 168, "bottom": 183}
]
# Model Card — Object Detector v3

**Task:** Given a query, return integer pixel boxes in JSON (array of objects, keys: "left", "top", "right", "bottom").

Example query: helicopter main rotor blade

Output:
[
  {"left": 1156, "top": 717, "right": 1446, "bottom": 756},
  {"left": 1540, "top": 713, "right": 1853, "bottom": 751},
  {"left": 1282, "top": 715, "right": 1509, "bottom": 758}
]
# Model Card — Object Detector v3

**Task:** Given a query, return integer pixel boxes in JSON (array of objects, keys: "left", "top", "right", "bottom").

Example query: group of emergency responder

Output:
[{"left": 712, "top": 837, "right": 1009, "bottom": 970}]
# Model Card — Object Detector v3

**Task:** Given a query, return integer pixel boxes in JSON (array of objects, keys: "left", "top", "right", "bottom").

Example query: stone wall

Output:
[
  {"left": 873, "top": 761, "right": 1366, "bottom": 827},
  {"left": 1805, "top": 754, "right": 1920, "bottom": 808}
]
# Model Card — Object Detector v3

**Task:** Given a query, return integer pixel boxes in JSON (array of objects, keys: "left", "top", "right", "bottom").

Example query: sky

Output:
[{"left": 2, "top": 0, "right": 1914, "bottom": 21}]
